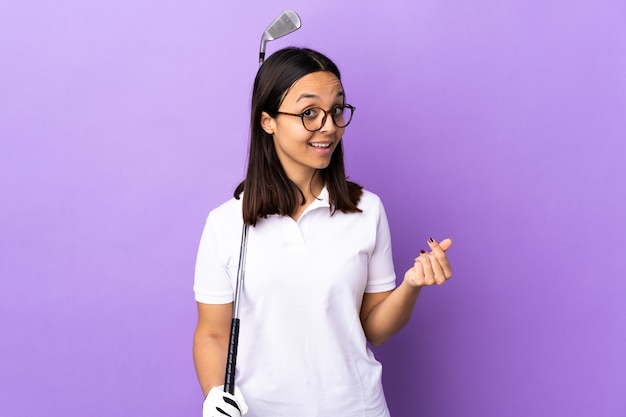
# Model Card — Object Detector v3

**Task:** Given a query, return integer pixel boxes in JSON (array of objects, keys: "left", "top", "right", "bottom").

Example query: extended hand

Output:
[{"left": 404, "top": 238, "right": 453, "bottom": 287}]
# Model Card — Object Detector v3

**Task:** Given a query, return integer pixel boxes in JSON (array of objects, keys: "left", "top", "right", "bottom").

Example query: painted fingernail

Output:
[
  {"left": 420, "top": 250, "right": 427, "bottom": 254},
  {"left": 428, "top": 238, "right": 435, "bottom": 243}
]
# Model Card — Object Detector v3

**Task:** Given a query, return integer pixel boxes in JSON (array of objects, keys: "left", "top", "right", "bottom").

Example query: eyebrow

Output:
[{"left": 296, "top": 91, "right": 345, "bottom": 103}]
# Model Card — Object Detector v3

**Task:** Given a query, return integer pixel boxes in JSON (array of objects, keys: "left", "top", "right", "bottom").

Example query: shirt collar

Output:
[
  {"left": 312, "top": 185, "right": 330, "bottom": 208},
  {"left": 300, "top": 185, "right": 330, "bottom": 218}
]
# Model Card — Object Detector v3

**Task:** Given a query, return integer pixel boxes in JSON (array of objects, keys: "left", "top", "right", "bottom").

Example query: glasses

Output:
[{"left": 276, "top": 104, "right": 356, "bottom": 132}]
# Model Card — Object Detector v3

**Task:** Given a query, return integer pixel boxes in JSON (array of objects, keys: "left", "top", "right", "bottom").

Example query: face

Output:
[{"left": 261, "top": 71, "right": 346, "bottom": 184}]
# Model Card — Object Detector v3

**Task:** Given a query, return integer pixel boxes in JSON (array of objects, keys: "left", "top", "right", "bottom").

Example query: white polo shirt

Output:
[{"left": 194, "top": 187, "right": 396, "bottom": 417}]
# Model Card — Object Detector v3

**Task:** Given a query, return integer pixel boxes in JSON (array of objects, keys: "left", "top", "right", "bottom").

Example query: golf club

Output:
[
  {"left": 223, "top": 10, "right": 302, "bottom": 397},
  {"left": 259, "top": 9, "right": 302, "bottom": 64}
]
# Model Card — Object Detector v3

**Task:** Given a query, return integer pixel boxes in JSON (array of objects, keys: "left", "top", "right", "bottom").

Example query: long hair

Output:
[{"left": 234, "top": 47, "right": 362, "bottom": 226}]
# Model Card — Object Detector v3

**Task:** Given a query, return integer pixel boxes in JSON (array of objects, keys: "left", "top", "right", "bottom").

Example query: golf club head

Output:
[{"left": 259, "top": 10, "right": 301, "bottom": 64}]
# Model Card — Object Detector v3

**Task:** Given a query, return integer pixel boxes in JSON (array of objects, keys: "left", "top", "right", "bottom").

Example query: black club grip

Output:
[{"left": 223, "top": 318, "right": 240, "bottom": 395}]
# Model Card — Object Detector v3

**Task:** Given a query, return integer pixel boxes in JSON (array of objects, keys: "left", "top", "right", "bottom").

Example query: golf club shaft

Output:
[{"left": 224, "top": 224, "right": 249, "bottom": 394}]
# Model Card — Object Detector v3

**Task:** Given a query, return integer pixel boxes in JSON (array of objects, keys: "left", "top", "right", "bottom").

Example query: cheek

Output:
[{"left": 275, "top": 125, "right": 314, "bottom": 146}]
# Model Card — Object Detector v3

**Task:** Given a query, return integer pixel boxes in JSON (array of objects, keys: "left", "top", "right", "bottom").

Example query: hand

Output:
[
  {"left": 404, "top": 238, "right": 453, "bottom": 287},
  {"left": 203, "top": 385, "right": 248, "bottom": 417}
]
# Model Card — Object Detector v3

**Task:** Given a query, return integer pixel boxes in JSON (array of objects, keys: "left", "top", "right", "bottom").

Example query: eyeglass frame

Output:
[{"left": 274, "top": 104, "right": 356, "bottom": 132}]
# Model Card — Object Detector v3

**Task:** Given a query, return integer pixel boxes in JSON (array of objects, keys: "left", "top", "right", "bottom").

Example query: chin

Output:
[{"left": 315, "top": 160, "right": 332, "bottom": 170}]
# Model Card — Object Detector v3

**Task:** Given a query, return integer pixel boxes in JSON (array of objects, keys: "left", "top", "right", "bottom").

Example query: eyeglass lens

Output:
[{"left": 303, "top": 106, "right": 353, "bottom": 131}]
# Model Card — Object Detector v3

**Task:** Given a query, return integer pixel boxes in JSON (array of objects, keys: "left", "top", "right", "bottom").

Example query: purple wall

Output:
[{"left": 1, "top": 1, "right": 625, "bottom": 416}]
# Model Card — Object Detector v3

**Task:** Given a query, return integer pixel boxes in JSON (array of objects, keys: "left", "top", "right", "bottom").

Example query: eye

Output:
[
  {"left": 302, "top": 108, "right": 319, "bottom": 119},
  {"left": 332, "top": 106, "right": 345, "bottom": 116}
]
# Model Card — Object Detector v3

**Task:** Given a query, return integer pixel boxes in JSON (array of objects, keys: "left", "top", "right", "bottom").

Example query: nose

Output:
[{"left": 319, "top": 110, "right": 337, "bottom": 133}]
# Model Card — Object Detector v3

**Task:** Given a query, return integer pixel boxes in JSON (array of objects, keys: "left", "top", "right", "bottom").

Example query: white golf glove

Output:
[{"left": 202, "top": 385, "right": 248, "bottom": 417}]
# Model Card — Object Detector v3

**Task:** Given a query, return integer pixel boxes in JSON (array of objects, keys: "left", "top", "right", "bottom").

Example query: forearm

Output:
[
  {"left": 362, "top": 281, "right": 421, "bottom": 346},
  {"left": 193, "top": 331, "right": 229, "bottom": 396}
]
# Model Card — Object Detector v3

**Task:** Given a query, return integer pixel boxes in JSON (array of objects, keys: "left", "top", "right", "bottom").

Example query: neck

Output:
[{"left": 292, "top": 170, "right": 323, "bottom": 205}]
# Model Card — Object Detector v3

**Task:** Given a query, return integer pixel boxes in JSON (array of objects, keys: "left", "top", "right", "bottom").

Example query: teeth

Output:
[{"left": 309, "top": 143, "right": 331, "bottom": 148}]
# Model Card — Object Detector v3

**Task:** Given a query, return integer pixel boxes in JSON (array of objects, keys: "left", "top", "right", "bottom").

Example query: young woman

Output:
[{"left": 193, "top": 47, "right": 452, "bottom": 417}]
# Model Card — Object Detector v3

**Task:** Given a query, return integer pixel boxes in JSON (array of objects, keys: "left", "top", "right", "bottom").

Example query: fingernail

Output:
[
  {"left": 428, "top": 238, "right": 435, "bottom": 243},
  {"left": 420, "top": 250, "right": 427, "bottom": 254}
]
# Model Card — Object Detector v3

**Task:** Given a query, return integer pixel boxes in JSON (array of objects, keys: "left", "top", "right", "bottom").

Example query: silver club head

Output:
[{"left": 259, "top": 10, "right": 301, "bottom": 64}]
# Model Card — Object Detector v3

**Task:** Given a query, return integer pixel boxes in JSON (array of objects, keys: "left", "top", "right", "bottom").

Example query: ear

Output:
[{"left": 260, "top": 111, "right": 275, "bottom": 135}]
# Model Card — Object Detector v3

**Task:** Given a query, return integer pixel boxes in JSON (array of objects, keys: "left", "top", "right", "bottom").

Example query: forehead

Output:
[{"left": 283, "top": 71, "right": 343, "bottom": 102}]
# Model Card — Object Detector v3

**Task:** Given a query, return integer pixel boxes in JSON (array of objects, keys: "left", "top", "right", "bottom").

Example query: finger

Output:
[
  {"left": 439, "top": 238, "right": 453, "bottom": 251},
  {"left": 427, "top": 238, "right": 453, "bottom": 279},
  {"left": 425, "top": 254, "right": 445, "bottom": 285},
  {"left": 417, "top": 252, "right": 436, "bottom": 285},
  {"left": 406, "top": 259, "right": 425, "bottom": 286},
  {"left": 428, "top": 237, "right": 453, "bottom": 252}
]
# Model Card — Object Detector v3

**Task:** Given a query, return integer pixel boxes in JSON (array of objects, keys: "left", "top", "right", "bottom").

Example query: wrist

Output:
[{"left": 401, "top": 276, "right": 424, "bottom": 293}]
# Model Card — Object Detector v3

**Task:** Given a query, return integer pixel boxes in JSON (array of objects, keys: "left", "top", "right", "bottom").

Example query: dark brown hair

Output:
[{"left": 234, "top": 47, "right": 362, "bottom": 226}]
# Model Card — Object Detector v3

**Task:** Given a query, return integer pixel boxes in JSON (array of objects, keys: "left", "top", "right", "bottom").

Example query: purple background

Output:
[{"left": 1, "top": 1, "right": 625, "bottom": 416}]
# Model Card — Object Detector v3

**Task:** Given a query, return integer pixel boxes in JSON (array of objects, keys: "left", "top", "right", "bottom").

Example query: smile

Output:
[{"left": 308, "top": 142, "right": 332, "bottom": 148}]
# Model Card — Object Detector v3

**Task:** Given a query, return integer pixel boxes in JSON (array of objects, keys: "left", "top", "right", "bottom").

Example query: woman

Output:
[{"left": 193, "top": 47, "right": 452, "bottom": 417}]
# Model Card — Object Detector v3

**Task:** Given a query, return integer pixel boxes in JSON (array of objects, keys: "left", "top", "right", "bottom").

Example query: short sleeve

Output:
[
  {"left": 365, "top": 197, "right": 397, "bottom": 293},
  {"left": 193, "top": 211, "right": 236, "bottom": 304}
]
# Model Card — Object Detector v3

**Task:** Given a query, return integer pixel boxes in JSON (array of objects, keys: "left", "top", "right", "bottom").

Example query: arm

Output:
[
  {"left": 193, "top": 301, "right": 233, "bottom": 396},
  {"left": 360, "top": 238, "right": 453, "bottom": 346}
]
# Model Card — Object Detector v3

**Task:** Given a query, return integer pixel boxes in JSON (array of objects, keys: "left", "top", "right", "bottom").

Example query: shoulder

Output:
[
  {"left": 357, "top": 189, "right": 385, "bottom": 211},
  {"left": 205, "top": 197, "right": 243, "bottom": 229}
]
